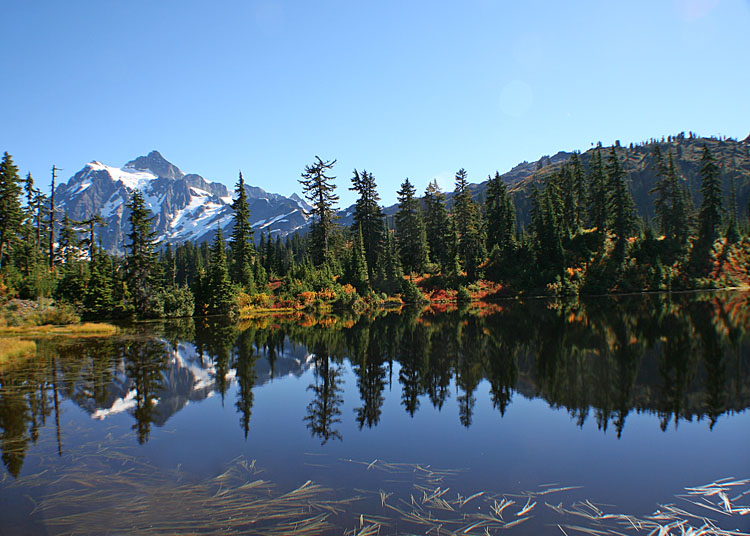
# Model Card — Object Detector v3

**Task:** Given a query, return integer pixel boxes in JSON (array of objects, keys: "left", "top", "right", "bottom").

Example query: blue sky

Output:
[{"left": 2, "top": 0, "right": 749, "bottom": 207}]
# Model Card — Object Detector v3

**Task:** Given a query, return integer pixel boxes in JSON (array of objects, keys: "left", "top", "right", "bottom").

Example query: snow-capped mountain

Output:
[{"left": 55, "top": 151, "right": 312, "bottom": 253}]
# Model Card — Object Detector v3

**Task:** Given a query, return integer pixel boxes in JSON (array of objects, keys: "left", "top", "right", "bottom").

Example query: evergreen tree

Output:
[
  {"left": 530, "top": 184, "right": 565, "bottom": 272},
  {"left": 258, "top": 232, "right": 267, "bottom": 269},
  {"left": 162, "top": 243, "right": 176, "bottom": 287},
  {"left": 125, "top": 190, "right": 159, "bottom": 317},
  {"left": 484, "top": 171, "right": 515, "bottom": 253},
  {"left": 207, "top": 226, "right": 235, "bottom": 315},
  {"left": 299, "top": 156, "right": 339, "bottom": 266},
  {"left": 697, "top": 144, "right": 723, "bottom": 246},
  {"left": 452, "top": 169, "right": 485, "bottom": 281},
  {"left": 47, "top": 165, "right": 59, "bottom": 269},
  {"left": 80, "top": 214, "right": 105, "bottom": 261},
  {"left": 57, "top": 215, "right": 81, "bottom": 265},
  {"left": 587, "top": 147, "right": 608, "bottom": 233},
  {"left": 229, "top": 172, "right": 255, "bottom": 290},
  {"left": 423, "top": 180, "right": 452, "bottom": 271},
  {"left": 380, "top": 226, "right": 403, "bottom": 295},
  {"left": 570, "top": 152, "right": 587, "bottom": 228},
  {"left": 559, "top": 164, "right": 576, "bottom": 236},
  {"left": 726, "top": 174, "right": 740, "bottom": 243},
  {"left": 0, "top": 152, "right": 23, "bottom": 266},
  {"left": 82, "top": 246, "right": 117, "bottom": 318},
  {"left": 606, "top": 146, "right": 636, "bottom": 256},
  {"left": 346, "top": 226, "right": 370, "bottom": 293},
  {"left": 650, "top": 144, "right": 671, "bottom": 235},
  {"left": 666, "top": 153, "right": 690, "bottom": 246},
  {"left": 395, "top": 178, "right": 429, "bottom": 274},
  {"left": 350, "top": 169, "right": 384, "bottom": 277}
]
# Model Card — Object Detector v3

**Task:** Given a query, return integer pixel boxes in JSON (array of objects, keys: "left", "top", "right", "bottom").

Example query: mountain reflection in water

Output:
[{"left": 1, "top": 291, "right": 749, "bottom": 478}]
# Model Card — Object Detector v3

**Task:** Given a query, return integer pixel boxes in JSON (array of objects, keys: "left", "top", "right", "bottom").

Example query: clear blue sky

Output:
[{"left": 2, "top": 0, "right": 749, "bottom": 207}]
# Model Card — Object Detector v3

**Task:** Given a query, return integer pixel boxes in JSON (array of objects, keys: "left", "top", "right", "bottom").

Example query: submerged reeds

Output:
[{"left": 4, "top": 436, "right": 750, "bottom": 535}]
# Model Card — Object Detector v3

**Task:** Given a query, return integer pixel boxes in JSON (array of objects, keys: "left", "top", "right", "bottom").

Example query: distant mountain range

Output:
[
  {"left": 56, "top": 150, "right": 311, "bottom": 253},
  {"left": 56, "top": 133, "right": 750, "bottom": 253}
]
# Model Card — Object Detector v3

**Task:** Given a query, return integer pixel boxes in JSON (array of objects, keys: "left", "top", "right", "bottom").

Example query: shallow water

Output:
[{"left": 1, "top": 292, "right": 749, "bottom": 534}]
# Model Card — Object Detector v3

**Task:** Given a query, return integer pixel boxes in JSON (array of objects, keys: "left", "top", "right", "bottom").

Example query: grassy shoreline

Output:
[{"left": 0, "top": 322, "right": 118, "bottom": 337}]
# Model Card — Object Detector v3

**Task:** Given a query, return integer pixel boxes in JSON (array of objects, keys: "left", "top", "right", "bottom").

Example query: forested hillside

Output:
[
  {"left": 1, "top": 132, "right": 749, "bottom": 323},
  {"left": 507, "top": 133, "right": 750, "bottom": 228}
]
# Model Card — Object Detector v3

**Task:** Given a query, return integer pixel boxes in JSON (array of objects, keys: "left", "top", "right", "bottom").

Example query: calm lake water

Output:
[{"left": 1, "top": 292, "right": 749, "bottom": 535}]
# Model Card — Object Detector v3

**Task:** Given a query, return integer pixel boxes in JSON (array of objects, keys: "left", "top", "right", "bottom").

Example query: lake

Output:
[{"left": 1, "top": 292, "right": 749, "bottom": 535}]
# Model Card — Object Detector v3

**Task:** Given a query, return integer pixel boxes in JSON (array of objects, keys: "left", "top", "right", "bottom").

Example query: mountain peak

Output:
[{"left": 124, "top": 150, "right": 184, "bottom": 180}]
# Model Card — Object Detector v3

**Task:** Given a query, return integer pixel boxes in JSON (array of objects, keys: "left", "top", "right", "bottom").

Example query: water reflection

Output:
[{"left": 1, "top": 292, "right": 749, "bottom": 477}]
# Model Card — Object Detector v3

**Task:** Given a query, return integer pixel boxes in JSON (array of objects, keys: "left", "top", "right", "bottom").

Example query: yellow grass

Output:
[
  {"left": 0, "top": 322, "right": 118, "bottom": 337},
  {"left": 238, "top": 307, "right": 296, "bottom": 317},
  {"left": 0, "top": 337, "right": 37, "bottom": 366}
]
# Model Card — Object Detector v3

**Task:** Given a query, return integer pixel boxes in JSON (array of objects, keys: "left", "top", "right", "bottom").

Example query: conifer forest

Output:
[{"left": 0, "top": 134, "right": 749, "bottom": 322}]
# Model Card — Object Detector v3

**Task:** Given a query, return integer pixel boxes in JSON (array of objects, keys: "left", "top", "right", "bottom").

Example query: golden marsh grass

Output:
[{"left": 0, "top": 337, "right": 36, "bottom": 367}]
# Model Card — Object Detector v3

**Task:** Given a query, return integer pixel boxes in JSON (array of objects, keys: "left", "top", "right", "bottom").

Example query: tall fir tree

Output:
[
  {"left": 299, "top": 156, "right": 339, "bottom": 266},
  {"left": 126, "top": 190, "right": 159, "bottom": 317},
  {"left": 349, "top": 169, "right": 385, "bottom": 278},
  {"left": 423, "top": 180, "right": 453, "bottom": 272},
  {"left": 0, "top": 152, "right": 23, "bottom": 266},
  {"left": 57, "top": 214, "right": 81, "bottom": 265},
  {"left": 452, "top": 169, "right": 485, "bottom": 281},
  {"left": 697, "top": 144, "right": 723, "bottom": 246},
  {"left": 83, "top": 246, "right": 116, "bottom": 318},
  {"left": 207, "top": 226, "right": 235, "bottom": 315},
  {"left": 666, "top": 153, "right": 690, "bottom": 246},
  {"left": 229, "top": 172, "right": 255, "bottom": 290},
  {"left": 394, "top": 178, "right": 429, "bottom": 275},
  {"left": 380, "top": 225, "right": 403, "bottom": 294},
  {"left": 606, "top": 146, "right": 636, "bottom": 256},
  {"left": 484, "top": 171, "right": 515, "bottom": 253},
  {"left": 650, "top": 144, "right": 671, "bottom": 235},
  {"left": 570, "top": 152, "right": 587, "bottom": 228},
  {"left": 587, "top": 147, "right": 608, "bottom": 233},
  {"left": 346, "top": 226, "right": 370, "bottom": 293}
]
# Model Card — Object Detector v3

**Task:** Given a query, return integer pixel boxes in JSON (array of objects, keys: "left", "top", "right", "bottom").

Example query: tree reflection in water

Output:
[{"left": 2, "top": 291, "right": 750, "bottom": 477}]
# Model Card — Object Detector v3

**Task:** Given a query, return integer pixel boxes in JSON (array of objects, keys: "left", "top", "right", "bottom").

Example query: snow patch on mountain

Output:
[{"left": 55, "top": 151, "right": 312, "bottom": 252}]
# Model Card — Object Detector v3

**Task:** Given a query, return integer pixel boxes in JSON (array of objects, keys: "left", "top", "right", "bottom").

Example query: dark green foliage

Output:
[
  {"left": 530, "top": 184, "right": 565, "bottom": 273},
  {"left": 423, "top": 180, "right": 453, "bottom": 272},
  {"left": 54, "top": 259, "right": 87, "bottom": 305},
  {"left": 588, "top": 147, "right": 608, "bottom": 233},
  {"left": 395, "top": 179, "right": 429, "bottom": 274},
  {"left": 453, "top": 169, "right": 485, "bottom": 281},
  {"left": 650, "top": 144, "right": 670, "bottom": 234},
  {"left": 570, "top": 152, "right": 587, "bottom": 228},
  {"left": 607, "top": 146, "right": 637, "bottom": 257},
  {"left": 378, "top": 227, "right": 404, "bottom": 295},
  {"left": 206, "top": 227, "right": 235, "bottom": 316},
  {"left": 57, "top": 215, "right": 81, "bottom": 265},
  {"left": 350, "top": 169, "right": 384, "bottom": 278},
  {"left": 299, "top": 156, "right": 339, "bottom": 266},
  {"left": 484, "top": 172, "right": 516, "bottom": 254},
  {"left": 229, "top": 172, "right": 256, "bottom": 291},
  {"left": 159, "top": 285, "right": 195, "bottom": 318},
  {"left": 125, "top": 190, "right": 160, "bottom": 317},
  {"left": 83, "top": 248, "right": 116, "bottom": 318},
  {"left": 400, "top": 277, "right": 427, "bottom": 304},
  {"left": 698, "top": 144, "right": 723, "bottom": 246},
  {"left": 0, "top": 152, "right": 23, "bottom": 266},
  {"left": 345, "top": 226, "right": 370, "bottom": 294}
]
